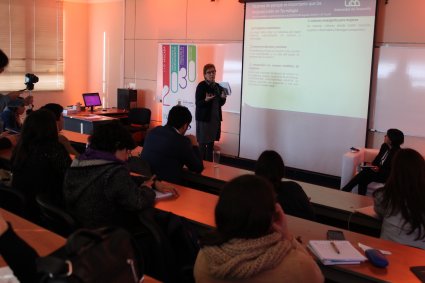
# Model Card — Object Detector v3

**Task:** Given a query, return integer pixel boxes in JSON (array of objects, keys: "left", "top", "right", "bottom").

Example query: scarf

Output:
[{"left": 202, "top": 232, "right": 296, "bottom": 280}]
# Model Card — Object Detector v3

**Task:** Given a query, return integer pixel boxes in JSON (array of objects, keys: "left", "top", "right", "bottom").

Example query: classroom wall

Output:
[
  {"left": 121, "top": 0, "right": 425, "bottom": 160},
  {"left": 36, "top": 0, "right": 425, "bottom": 173},
  {"left": 33, "top": 1, "right": 89, "bottom": 109},
  {"left": 123, "top": 0, "right": 244, "bottom": 155},
  {"left": 33, "top": 0, "right": 123, "bottom": 111},
  {"left": 368, "top": 0, "right": 425, "bottom": 154}
]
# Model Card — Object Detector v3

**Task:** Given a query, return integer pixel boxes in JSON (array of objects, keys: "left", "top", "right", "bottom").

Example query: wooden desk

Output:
[
  {"left": 63, "top": 113, "right": 117, "bottom": 135},
  {"left": 0, "top": 131, "right": 89, "bottom": 165},
  {"left": 156, "top": 185, "right": 425, "bottom": 283},
  {"left": 182, "top": 161, "right": 251, "bottom": 191},
  {"left": 87, "top": 108, "right": 128, "bottom": 118},
  {"left": 61, "top": 130, "right": 89, "bottom": 144},
  {"left": 0, "top": 208, "right": 65, "bottom": 265},
  {"left": 183, "top": 161, "right": 381, "bottom": 233},
  {"left": 63, "top": 109, "right": 129, "bottom": 135}
]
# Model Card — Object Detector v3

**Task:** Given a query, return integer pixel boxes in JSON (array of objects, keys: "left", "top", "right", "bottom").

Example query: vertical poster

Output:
[{"left": 160, "top": 44, "right": 197, "bottom": 135}]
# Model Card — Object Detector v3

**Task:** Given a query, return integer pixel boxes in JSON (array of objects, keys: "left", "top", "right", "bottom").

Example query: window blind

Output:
[{"left": 0, "top": 0, "right": 64, "bottom": 92}]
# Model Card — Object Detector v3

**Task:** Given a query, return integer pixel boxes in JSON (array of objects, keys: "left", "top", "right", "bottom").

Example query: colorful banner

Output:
[{"left": 159, "top": 44, "right": 197, "bottom": 134}]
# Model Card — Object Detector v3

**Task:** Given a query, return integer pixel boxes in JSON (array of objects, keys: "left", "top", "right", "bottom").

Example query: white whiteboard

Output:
[{"left": 372, "top": 46, "right": 425, "bottom": 137}]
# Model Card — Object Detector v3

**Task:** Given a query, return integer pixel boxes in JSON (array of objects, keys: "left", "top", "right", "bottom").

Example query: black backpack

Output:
[{"left": 37, "top": 227, "right": 144, "bottom": 283}]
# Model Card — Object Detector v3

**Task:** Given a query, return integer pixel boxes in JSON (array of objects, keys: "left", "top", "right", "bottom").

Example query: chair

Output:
[
  {"left": 36, "top": 194, "right": 78, "bottom": 237},
  {"left": 0, "top": 185, "right": 26, "bottom": 216},
  {"left": 137, "top": 209, "right": 196, "bottom": 283},
  {"left": 124, "top": 108, "right": 151, "bottom": 145}
]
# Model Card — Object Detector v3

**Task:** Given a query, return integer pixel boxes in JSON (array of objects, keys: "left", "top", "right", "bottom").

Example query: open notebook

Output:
[{"left": 308, "top": 240, "right": 367, "bottom": 265}]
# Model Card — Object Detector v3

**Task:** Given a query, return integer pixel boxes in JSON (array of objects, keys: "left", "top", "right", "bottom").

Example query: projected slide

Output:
[
  {"left": 243, "top": 0, "right": 374, "bottom": 118},
  {"left": 240, "top": 0, "right": 376, "bottom": 176}
]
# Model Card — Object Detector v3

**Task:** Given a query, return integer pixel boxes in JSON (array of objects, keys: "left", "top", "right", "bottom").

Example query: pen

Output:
[{"left": 331, "top": 241, "right": 340, "bottom": 254}]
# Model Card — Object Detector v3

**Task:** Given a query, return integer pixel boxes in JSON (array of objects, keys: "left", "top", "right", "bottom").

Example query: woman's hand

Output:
[
  {"left": 205, "top": 93, "right": 214, "bottom": 102},
  {"left": 154, "top": 180, "right": 179, "bottom": 198},
  {"left": 142, "top": 175, "right": 156, "bottom": 189}
]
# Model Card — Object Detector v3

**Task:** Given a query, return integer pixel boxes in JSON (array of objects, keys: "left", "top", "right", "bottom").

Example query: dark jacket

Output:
[
  {"left": 195, "top": 80, "right": 226, "bottom": 122},
  {"left": 141, "top": 125, "right": 204, "bottom": 183},
  {"left": 63, "top": 158, "right": 155, "bottom": 232},
  {"left": 0, "top": 223, "right": 40, "bottom": 283},
  {"left": 275, "top": 181, "right": 316, "bottom": 221},
  {"left": 371, "top": 143, "right": 399, "bottom": 181},
  {"left": 12, "top": 142, "right": 71, "bottom": 221}
]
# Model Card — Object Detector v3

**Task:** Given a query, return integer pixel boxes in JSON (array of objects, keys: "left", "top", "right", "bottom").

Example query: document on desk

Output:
[
  {"left": 0, "top": 266, "right": 19, "bottom": 282},
  {"left": 308, "top": 240, "right": 367, "bottom": 265},
  {"left": 154, "top": 190, "right": 174, "bottom": 200}
]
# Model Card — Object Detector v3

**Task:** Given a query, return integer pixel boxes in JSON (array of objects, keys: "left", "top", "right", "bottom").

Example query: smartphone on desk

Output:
[{"left": 327, "top": 230, "right": 345, "bottom": 241}]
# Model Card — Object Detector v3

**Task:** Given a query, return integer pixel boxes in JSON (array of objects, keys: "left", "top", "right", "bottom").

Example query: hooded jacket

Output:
[{"left": 63, "top": 158, "right": 155, "bottom": 232}]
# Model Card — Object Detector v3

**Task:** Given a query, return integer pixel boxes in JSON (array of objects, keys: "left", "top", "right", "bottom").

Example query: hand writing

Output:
[{"left": 154, "top": 180, "right": 179, "bottom": 198}]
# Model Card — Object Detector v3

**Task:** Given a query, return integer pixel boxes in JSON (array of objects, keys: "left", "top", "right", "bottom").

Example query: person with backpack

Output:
[{"left": 63, "top": 121, "right": 181, "bottom": 281}]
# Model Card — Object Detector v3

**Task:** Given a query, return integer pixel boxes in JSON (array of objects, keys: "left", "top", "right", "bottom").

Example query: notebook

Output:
[
  {"left": 154, "top": 190, "right": 174, "bottom": 200},
  {"left": 308, "top": 240, "right": 367, "bottom": 265}
]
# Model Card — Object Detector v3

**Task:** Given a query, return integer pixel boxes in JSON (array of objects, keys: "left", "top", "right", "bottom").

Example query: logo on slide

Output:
[{"left": 345, "top": 0, "right": 361, "bottom": 7}]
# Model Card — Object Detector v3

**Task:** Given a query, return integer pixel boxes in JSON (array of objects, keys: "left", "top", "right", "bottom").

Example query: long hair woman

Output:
[
  {"left": 194, "top": 175, "right": 323, "bottom": 283},
  {"left": 11, "top": 109, "right": 71, "bottom": 221},
  {"left": 373, "top": 148, "right": 425, "bottom": 249},
  {"left": 255, "top": 150, "right": 315, "bottom": 220},
  {"left": 343, "top": 128, "right": 404, "bottom": 195}
]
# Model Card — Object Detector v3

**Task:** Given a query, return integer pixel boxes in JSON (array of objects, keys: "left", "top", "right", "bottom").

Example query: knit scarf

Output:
[{"left": 202, "top": 232, "right": 295, "bottom": 280}]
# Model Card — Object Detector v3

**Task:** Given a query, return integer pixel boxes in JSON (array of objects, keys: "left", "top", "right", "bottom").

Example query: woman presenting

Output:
[{"left": 195, "top": 64, "right": 226, "bottom": 161}]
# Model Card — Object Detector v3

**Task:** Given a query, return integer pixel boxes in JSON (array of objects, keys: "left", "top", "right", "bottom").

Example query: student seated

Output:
[
  {"left": 41, "top": 103, "right": 79, "bottom": 156},
  {"left": 342, "top": 128, "right": 404, "bottom": 195},
  {"left": 255, "top": 150, "right": 316, "bottom": 221},
  {"left": 63, "top": 121, "right": 177, "bottom": 230},
  {"left": 1, "top": 98, "right": 25, "bottom": 132},
  {"left": 141, "top": 105, "right": 204, "bottom": 183},
  {"left": 373, "top": 148, "right": 425, "bottom": 250},
  {"left": 63, "top": 121, "right": 178, "bottom": 280},
  {"left": 11, "top": 110, "right": 71, "bottom": 221},
  {"left": 194, "top": 175, "right": 324, "bottom": 283}
]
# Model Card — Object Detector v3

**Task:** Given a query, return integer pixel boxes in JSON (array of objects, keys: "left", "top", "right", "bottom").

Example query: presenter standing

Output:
[{"left": 195, "top": 63, "right": 226, "bottom": 161}]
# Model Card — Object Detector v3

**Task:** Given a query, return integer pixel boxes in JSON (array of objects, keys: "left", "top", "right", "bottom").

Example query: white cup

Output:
[{"left": 213, "top": 150, "right": 221, "bottom": 167}]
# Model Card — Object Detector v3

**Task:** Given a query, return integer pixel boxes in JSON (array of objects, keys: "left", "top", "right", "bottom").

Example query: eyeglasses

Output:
[
  {"left": 187, "top": 124, "right": 192, "bottom": 130},
  {"left": 206, "top": 70, "right": 216, "bottom": 74}
]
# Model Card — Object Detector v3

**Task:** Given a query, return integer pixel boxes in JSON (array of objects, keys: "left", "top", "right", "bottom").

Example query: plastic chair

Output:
[
  {"left": 36, "top": 194, "right": 78, "bottom": 237},
  {"left": 137, "top": 209, "right": 195, "bottom": 283}
]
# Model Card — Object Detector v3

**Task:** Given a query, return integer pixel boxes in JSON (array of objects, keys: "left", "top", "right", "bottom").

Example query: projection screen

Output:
[{"left": 239, "top": 0, "right": 377, "bottom": 176}]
